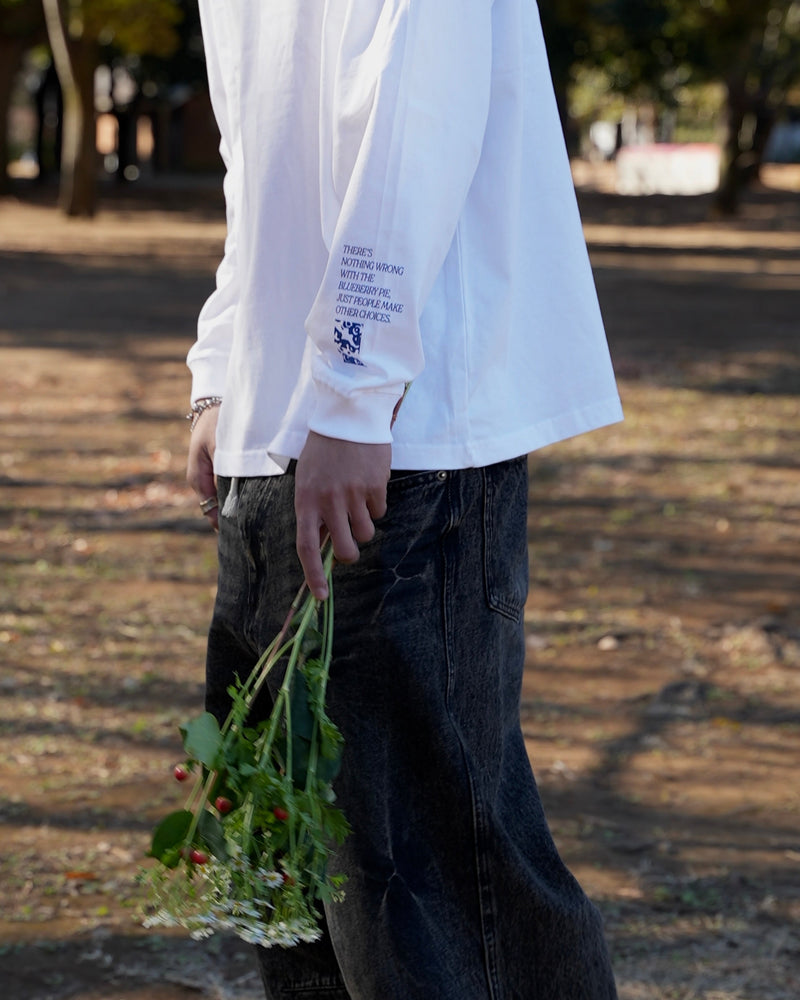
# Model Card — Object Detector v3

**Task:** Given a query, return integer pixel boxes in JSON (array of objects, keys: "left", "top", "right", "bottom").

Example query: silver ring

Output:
[{"left": 199, "top": 496, "right": 219, "bottom": 515}]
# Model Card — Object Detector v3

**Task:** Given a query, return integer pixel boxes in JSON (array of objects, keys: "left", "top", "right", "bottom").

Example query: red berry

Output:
[
  {"left": 282, "top": 872, "right": 295, "bottom": 886},
  {"left": 189, "top": 848, "right": 209, "bottom": 865},
  {"left": 214, "top": 796, "right": 233, "bottom": 815},
  {"left": 273, "top": 807, "right": 289, "bottom": 822},
  {"left": 173, "top": 764, "right": 190, "bottom": 782}
]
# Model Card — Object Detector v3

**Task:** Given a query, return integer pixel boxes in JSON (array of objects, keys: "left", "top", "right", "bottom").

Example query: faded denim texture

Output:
[{"left": 205, "top": 459, "right": 617, "bottom": 1000}]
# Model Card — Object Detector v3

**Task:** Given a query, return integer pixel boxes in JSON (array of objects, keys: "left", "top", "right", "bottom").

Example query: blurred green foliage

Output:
[
  {"left": 540, "top": 0, "right": 800, "bottom": 110},
  {"left": 540, "top": 0, "right": 800, "bottom": 204}
]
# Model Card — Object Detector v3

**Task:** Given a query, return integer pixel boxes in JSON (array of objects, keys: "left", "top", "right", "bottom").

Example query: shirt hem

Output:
[{"left": 211, "top": 397, "right": 623, "bottom": 478}]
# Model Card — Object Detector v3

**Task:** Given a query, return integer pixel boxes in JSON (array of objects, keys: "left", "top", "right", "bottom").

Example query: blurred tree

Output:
[
  {"left": 0, "top": 0, "right": 45, "bottom": 194},
  {"left": 632, "top": 0, "right": 800, "bottom": 212},
  {"left": 137, "top": 0, "right": 204, "bottom": 91},
  {"left": 541, "top": 0, "right": 800, "bottom": 211},
  {"left": 539, "top": 0, "right": 594, "bottom": 153},
  {"left": 133, "top": 0, "right": 209, "bottom": 176},
  {"left": 41, "top": 0, "right": 182, "bottom": 216},
  {"left": 589, "top": 0, "right": 677, "bottom": 96},
  {"left": 540, "top": 0, "right": 683, "bottom": 151},
  {"left": 695, "top": 1, "right": 800, "bottom": 213},
  {"left": 602, "top": 0, "right": 800, "bottom": 211}
]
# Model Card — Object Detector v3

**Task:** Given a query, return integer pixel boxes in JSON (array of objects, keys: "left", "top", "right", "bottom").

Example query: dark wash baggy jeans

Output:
[{"left": 206, "top": 458, "right": 618, "bottom": 1000}]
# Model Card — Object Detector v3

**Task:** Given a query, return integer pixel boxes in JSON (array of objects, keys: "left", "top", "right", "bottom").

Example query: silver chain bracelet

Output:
[{"left": 186, "top": 396, "right": 223, "bottom": 431}]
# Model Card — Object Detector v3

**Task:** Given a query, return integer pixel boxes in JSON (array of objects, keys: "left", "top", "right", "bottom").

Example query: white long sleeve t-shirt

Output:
[{"left": 189, "top": 0, "right": 622, "bottom": 476}]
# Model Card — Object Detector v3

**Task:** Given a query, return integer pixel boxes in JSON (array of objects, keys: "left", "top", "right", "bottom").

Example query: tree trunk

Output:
[
  {"left": 714, "top": 76, "right": 748, "bottom": 216},
  {"left": 748, "top": 96, "right": 776, "bottom": 186},
  {"left": 62, "top": 42, "right": 97, "bottom": 216},
  {"left": 0, "top": 38, "right": 26, "bottom": 195},
  {"left": 42, "top": 0, "right": 98, "bottom": 217},
  {"left": 714, "top": 71, "right": 776, "bottom": 216}
]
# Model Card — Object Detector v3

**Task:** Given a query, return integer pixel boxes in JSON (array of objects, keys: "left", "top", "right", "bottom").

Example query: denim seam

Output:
[
  {"left": 467, "top": 773, "right": 501, "bottom": 1000},
  {"left": 386, "top": 468, "right": 440, "bottom": 492},
  {"left": 483, "top": 466, "right": 525, "bottom": 622},
  {"left": 281, "top": 988, "right": 350, "bottom": 997},
  {"left": 239, "top": 479, "right": 261, "bottom": 656},
  {"left": 442, "top": 474, "right": 500, "bottom": 1000}
]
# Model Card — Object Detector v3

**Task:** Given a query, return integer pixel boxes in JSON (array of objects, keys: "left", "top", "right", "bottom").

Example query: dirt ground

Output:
[{"left": 1, "top": 164, "right": 799, "bottom": 999}]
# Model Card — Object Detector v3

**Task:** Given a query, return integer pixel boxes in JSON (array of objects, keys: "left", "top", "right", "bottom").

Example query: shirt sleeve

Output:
[
  {"left": 186, "top": 4, "right": 240, "bottom": 404},
  {"left": 305, "top": 0, "right": 495, "bottom": 444}
]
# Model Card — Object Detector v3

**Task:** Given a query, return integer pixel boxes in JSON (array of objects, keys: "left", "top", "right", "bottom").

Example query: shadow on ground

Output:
[{"left": 1, "top": 172, "right": 799, "bottom": 999}]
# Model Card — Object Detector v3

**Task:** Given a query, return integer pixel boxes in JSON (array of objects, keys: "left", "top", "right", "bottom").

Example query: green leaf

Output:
[
  {"left": 205, "top": 770, "right": 229, "bottom": 801},
  {"left": 180, "top": 712, "right": 223, "bottom": 769},
  {"left": 197, "top": 809, "right": 229, "bottom": 861},
  {"left": 323, "top": 806, "right": 351, "bottom": 845},
  {"left": 290, "top": 673, "right": 316, "bottom": 741},
  {"left": 148, "top": 809, "right": 193, "bottom": 863},
  {"left": 315, "top": 752, "right": 341, "bottom": 786},
  {"left": 290, "top": 734, "right": 311, "bottom": 790},
  {"left": 300, "top": 627, "right": 323, "bottom": 659},
  {"left": 319, "top": 716, "right": 344, "bottom": 758}
]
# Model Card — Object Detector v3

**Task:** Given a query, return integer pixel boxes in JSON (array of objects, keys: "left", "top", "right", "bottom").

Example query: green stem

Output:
[
  {"left": 257, "top": 592, "right": 318, "bottom": 766},
  {"left": 240, "top": 791, "right": 258, "bottom": 857},
  {"left": 305, "top": 558, "right": 335, "bottom": 800},
  {"left": 241, "top": 584, "right": 311, "bottom": 714},
  {"left": 218, "top": 629, "right": 297, "bottom": 741},
  {"left": 183, "top": 766, "right": 220, "bottom": 855},
  {"left": 304, "top": 572, "right": 334, "bottom": 798},
  {"left": 219, "top": 539, "right": 332, "bottom": 741},
  {"left": 183, "top": 544, "right": 335, "bottom": 867}
]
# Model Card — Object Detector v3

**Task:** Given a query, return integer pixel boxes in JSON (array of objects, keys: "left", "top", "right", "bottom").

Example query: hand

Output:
[
  {"left": 187, "top": 406, "right": 220, "bottom": 531},
  {"left": 295, "top": 431, "right": 391, "bottom": 599}
]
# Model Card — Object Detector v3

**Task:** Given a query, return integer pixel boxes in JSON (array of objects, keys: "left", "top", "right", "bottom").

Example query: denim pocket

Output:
[
  {"left": 386, "top": 468, "right": 443, "bottom": 490},
  {"left": 482, "top": 458, "right": 529, "bottom": 621}
]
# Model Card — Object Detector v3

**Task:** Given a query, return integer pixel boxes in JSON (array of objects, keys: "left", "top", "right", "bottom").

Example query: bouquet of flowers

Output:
[{"left": 140, "top": 545, "right": 349, "bottom": 948}]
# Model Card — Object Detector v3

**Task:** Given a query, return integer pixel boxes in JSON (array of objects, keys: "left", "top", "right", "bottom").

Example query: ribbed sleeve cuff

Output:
[
  {"left": 307, "top": 382, "right": 403, "bottom": 444},
  {"left": 189, "top": 363, "right": 228, "bottom": 405}
]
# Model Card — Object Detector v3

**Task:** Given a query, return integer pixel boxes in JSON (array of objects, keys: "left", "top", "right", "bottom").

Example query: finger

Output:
[
  {"left": 323, "top": 500, "right": 362, "bottom": 565},
  {"left": 195, "top": 472, "right": 217, "bottom": 514},
  {"left": 186, "top": 406, "right": 218, "bottom": 497},
  {"left": 204, "top": 504, "right": 219, "bottom": 532},
  {"left": 365, "top": 483, "right": 388, "bottom": 522},
  {"left": 188, "top": 452, "right": 219, "bottom": 532},
  {"left": 187, "top": 442, "right": 215, "bottom": 496},
  {"left": 348, "top": 501, "right": 376, "bottom": 546},
  {"left": 296, "top": 513, "right": 331, "bottom": 600}
]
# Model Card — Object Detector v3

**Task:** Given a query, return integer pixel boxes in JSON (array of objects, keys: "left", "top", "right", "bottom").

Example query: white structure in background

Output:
[
  {"left": 588, "top": 120, "right": 618, "bottom": 160},
  {"left": 616, "top": 143, "right": 721, "bottom": 195}
]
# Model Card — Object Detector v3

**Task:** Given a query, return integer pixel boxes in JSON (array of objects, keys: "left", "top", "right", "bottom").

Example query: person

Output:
[{"left": 186, "top": 2, "right": 623, "bottom": 998}]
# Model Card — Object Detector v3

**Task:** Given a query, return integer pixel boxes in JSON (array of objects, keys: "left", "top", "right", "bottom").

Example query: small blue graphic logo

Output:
[{"left": 333, "top": 320, "right": 366, "bottom": 366}]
